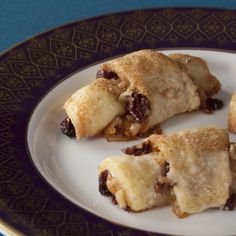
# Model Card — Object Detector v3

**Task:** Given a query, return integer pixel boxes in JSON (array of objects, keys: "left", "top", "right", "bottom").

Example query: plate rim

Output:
[
  {"left": 1, "top": 6, "right": 235, "bottom": 58},
  {"left": 27, "top": 48, "right": 236, "bottom": 236}
]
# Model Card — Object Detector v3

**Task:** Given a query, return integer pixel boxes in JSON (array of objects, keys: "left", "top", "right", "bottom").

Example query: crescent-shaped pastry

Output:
[
  {"left": 98, "top": 127, "right": 232, "bottom": 217},
  {"left": 63, "top": 79, "right": 124, "bottom": 138},
  {"left": 63, "top": 50, "right": 221, "bottom": 140}
]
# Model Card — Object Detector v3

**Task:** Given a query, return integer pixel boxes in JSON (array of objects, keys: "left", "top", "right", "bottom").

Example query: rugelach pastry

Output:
[
  {"left": 98, "top": 154, "right": 169, "bottom": 211},
  {"left": 98, "top": 127, "right": 232, "bottom": 217},
  {"left": 149, "top": 127, "right": 231, "bottom": 217},
  {"left": 62, "top": 50, "right": 221, "bottom": 141}
]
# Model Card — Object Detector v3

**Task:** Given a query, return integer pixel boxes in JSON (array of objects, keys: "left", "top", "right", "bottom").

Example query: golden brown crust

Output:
[
  {"left": 170, "top": 198, "right": 189, "bottom": 218},
  {"left": 149, "top": 127, "right": 229, "bottom": 154},
  {"left": 102, "top": 50, "right": 198, "bottom": 97},
  {"left": 64, "top": 78, "right": 125, "bottom": 138},
  {"left": 99, "top": 127, "right": 232, "bottom": 216},
  {"left": 64, "top": 50, "right": 221, "bottom": 140},
  {"left": 99, "top": 155, "right": 169, "bottom": 211},
  {"left": 148, "top": 127, "right": 231, "bottom": 217},
  {"left": 100, "top": 50, "right": 200, "bottom": 139},
  {"left": 228, "top": 92, "right": 236, "bottom": 134},
  {"left": 169, "top": 53, "right": 221, "bottom": 100}
]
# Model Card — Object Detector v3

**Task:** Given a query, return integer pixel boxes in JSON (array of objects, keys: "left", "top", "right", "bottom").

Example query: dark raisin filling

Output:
[
  {"left": 154, "top": 181, "right": 174, "bottom": 194},
  {"left": 98, "top": 170, "right": 112, "bottom": 196},
  {"left": 203, "top": 97, "right": 223, "bottom": 113},
  {"left": 161, "top": 161, "right": 170, "bottom": 177},
  {"left": 222, "top": 193, "right": 236, "bottom": 211},
  {"left": 60, "top": 117, "right": 76, "bottom": 138},
  {"left": 126, "top": 92, "right": 150, "bottom": 122},
  {"left": 122, "top": 141, "right": 152, "bottom": 156},
  {"left": 96, "top": 69, "right": 119, "bottom": 80}
]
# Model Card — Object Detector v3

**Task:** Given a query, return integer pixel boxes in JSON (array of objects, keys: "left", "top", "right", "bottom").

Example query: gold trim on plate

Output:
[{"left": 0, "top": 220, "right": 25, "bottom": 236}]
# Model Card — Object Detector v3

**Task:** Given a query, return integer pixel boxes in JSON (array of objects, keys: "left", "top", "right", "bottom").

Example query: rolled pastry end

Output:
[
  {"left": 98, "top": 155, "right": 169, "bottom": 212},
  {"left": 64, "top": 79, "right": 124, "bottom": 139}
]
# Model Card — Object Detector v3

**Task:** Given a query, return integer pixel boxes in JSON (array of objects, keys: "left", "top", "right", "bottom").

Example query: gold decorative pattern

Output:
[
  {"left": 97, "top": 24, "right": 121, "bottom": 46},
  {"left": 50, "top": 29, "right": 74, "bottom": 42},
  {"left": 0, "top": 130, "right": 15, "bottom": 141},
  {"left": 0, "top": 74, "right": 29, "bottom": 90},
  {"left": 215, "top": 10, "right": 236, "bottom": 23},
  {"left": 0, "top": 168, "right": 18, "bottom": 182},
  {"left": 51, "top": 40, "right": 76, "bottom": 59},
  {"left": 28, "top": 38, "right": 50, "bottom": 50},
  {"left": 186, "top": 9, "right": 209, "bottom": 21},
  {"left": 200, "top": 15, "right": 224, "bottom": 38},
  {"left": 29, "top": 49, "right": 57, "bottom": 67},
  {"left": 172, "top": 13, "right": 197, "bottom": 38},
  {"left": 0, "top": 89, "right": 18, "bottom": 103},
  {"left": 146, "top": 16, "right": 171, "bottom": 39},
  {"left": 0, "top": 61, "right": 13, "bottom": 74},
  {"left": 7, "top": 49, "right": 30, "bottom": 61},
  {"left": 100, "top": 15, "right": 124, "bottom": 28},
  {"left": 12, "top": 197, "right": 46, "bottom": 212},
  {"left": 10, "top": 61, "right": 41, "bottom": 77},
  {"left": 158, "top": 9, "right": 181, "bottom": 21},
  {"left": 121, "top": 19, "right": 145, "bottom": 42},
  {"left": 225, "top": 21, "right": 236, "bottom": 42},
  {"left": 73, "top": 31, "right": 98, "bottom": 52},
  {"left": 0, "top": 8, "right": 236, "bottom": 236},
  {"left": 75, "top": 20, "right": 98, "bottom": 34}
]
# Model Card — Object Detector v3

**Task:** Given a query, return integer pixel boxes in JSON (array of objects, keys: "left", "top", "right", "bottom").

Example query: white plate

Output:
[{"left": 27, "top": 49, "right": 236, "bottom": 236}]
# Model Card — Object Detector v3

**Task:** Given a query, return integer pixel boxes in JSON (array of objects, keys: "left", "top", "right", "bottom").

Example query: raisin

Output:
[
  {"left": 98, "top": 170, "right": 112, "bottom": 196},
  {"left": 96, "top": 69, "right": 119, "bottom": 80},
  {"left": 154, "top": 178, "right": 175, "bottom": 194},
  {"left": 161, "top": 161, "right": 170, "bottom": 177},
  {"left": 60, "top": 117, "right": 76, "bottom": 138},
  {"left": 122, "top": 141, "right": 152, "bottom": 156},
  {"left": 154, "top": 181, "right": 173, "bottom": 193},
  {"left": 222, "top": 193, "right": 236, "bottom": 211},
  {"left": 203, "top": 97, "right": 223, "bottom": 113},
  {"left": 126, "top": 92, "right": 150, "bottom": 122}
]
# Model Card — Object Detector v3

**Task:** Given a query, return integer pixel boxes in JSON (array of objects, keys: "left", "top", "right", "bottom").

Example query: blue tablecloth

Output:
[{"left": 1, "top": 0, "right": 236, "bottom": 53}]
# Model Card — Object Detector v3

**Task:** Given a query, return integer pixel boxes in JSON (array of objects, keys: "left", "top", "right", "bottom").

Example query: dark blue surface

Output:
[{"left": 1, "top": 0, "right": 236, "bottom": 53}]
